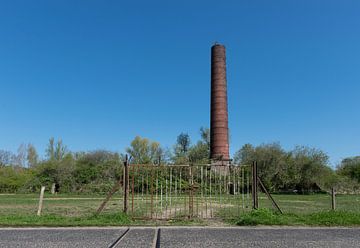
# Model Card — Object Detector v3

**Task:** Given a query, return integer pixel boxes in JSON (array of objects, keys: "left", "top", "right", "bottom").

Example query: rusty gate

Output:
[{"left": 126, "top": 164, "right": 253, "bottom": 220}]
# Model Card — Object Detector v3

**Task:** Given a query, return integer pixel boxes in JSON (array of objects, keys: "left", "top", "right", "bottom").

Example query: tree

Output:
[
  {"left": 172, "top": 133, "right": 191, "bottom": 164},
  {"left": 337, "top": 156, "right": 360, "bottom": 183},
  {"left": 188, "top": 142, "right": 209, "bottom": 164},
  {"left": 46, "top": 138, "right": 68, "bottom": 161},
  {"left": 14, "top": 143, "right": 27, "bottom": 167},
  {"left": 73, "top": 150, "right": 122, "bottom": 193},
  {"left": 126, "top": 136, "right": 163, "bottom": 164},
  {"left": 0, "top": 150, "right": 14, "bottom": 166},
  {"left": 233, "top": 143, "right": 254, "bottom": 165},
  {"left": 27, "top": 144, "right": 38, "bottom": 167},
  {"left": 176, "top": 133, "right": 191, "bottom": 154},
  {"left": 200, "top": 127, "right": 210, "bottom": 146},
  {"left": 289, "top": 146, "right": 329, "bottom": 192},
  {"left": 46, "top": 137, "right": 55, "bottom": 160},
  {"left": 233, "top": 143, "right": 331, "bottom": 192},
  {"left": 187, "top": 127, "right": 210, "bottom": 164}
]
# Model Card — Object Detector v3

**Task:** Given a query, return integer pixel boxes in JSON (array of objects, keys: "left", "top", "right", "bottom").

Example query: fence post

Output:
[
  {"left": 123, "top": 155, "right": 129, "bottom": 214},
  {"left": 252, "top": 161, "right": 258, "bottom": 209},
  {"left": 331, "top": 187, "right": 336, "bottom": 210},
  {"left": 37, "top": 186, "right": 46, "bottom": 216}
]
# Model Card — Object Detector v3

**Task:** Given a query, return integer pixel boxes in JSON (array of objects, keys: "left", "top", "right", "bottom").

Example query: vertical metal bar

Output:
[
  {"left": 200, "top": 166, "right": 202, "bottom": 218},
  {"left": 196, "top": 166, "right": 199, "bottom": 218},
  {"left": 233, "top": 166, "right": 236, "bottom": 195},
  {"left": 169, "top": 167, "right": 172, "bottom": 218},
  {"left": 142, "top": 175, "right": 144, "bottom": 202},
  {"left": 165, "top": 174, "right": 168, "bottom": 219},
  {"left": 160, "top": 170, "right": 163, "bottom": 215},
  {"left": 252, "top": 161, "right": 258, "bottom": 209},
  {"left": 247, "top": 167, "right": 250, "bottom": 208},
  {"left": 155, "top": 167, "right": 158, "bottom": 219},
  {"left": 242, "top": 167, "right": 245, "bottom": 209},
  {"left": 252, "top": 162, "right": 255, "bottom": 209},
  {"left": 145, "top": 167, "right": 149, "bottom": 218},
  {"left": 181, "top": 168, "right": 186, "bottom": 217},
  {"left": 189, "top": 166, "right": 193, "bottom": 218},
  {"left": 209, "top": 166, "right": 212, "bottom": 217},
  {"left": 123, "top": 155, "right": 129, "bottom": 213},
  {"left": 237, "top": 167, "right": 240, "bottom": 215},
  {"left": 131, "top": 164, "right": 135, "bottom": 216},
  {"left": 150, "top": 166, "right": 154, "bottom": 219},
  {"left": 174, "top": 170, "right": 177, "bottom": 218},
  {"left": 219, "top": 167, "right": 222, "bottom": 210},
  {"left": 255, "top": 162, "right": 259, "bottom": 209},
  {"left": 136, "top": 165, "right": 140, "bottom": 216},
  {"left": 258, "top": 176, "right": 282, "bottom": 214},
  {"left": 205, "top": 166, "right": 208, "bottom": 218}
]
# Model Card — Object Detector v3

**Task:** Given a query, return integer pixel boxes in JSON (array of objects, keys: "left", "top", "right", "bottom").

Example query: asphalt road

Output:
[{"left": 0, "top": 227, "right": 359, "bottom": 248}]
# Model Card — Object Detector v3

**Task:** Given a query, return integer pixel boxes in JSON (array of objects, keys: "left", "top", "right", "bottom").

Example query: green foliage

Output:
[
  {"left": 176, "top": 133, "right": 191, "bottom": 154},
  {"left": 46, "top": 138, "right": 68, "bottom": 161},
  {"left": 2, "top": 133, "right": 359, "bottom": 197},
  {"left": 73, "top": 150, "right": 122, "bottom": 193},
  {"left": 0, "top": 166, "right": 33, "bottom": 193},
  {"left": 232, "top": 208, "right": 360, "bottom": 226},
  {"left": 172, "top": 127, "right": 210, "bottom": 165},
  {"left": 23, "top": 150, "right": 123, "bottom": 194},
  {"left": 172, "top": 133, "right": 191, "bottom": 164},
  {"left": 233, "top": 143, "right": 332, "bottom": 192},
  {"left": 27, "top": 144, "right": 38, "bottom": 167},
  {"left": 337, "top": 156, "right": 360, "bottom": 183},
  {"left": 0, "top": 150, "right": 14, "bottom": 166},
  {"left": 187, "top": 127, "right": 210, "bottom": 164},
  {"left": 126, "top": 136, "right": 162, "bottom": 164},
  {"left": 188, "top": 142, "right": 209, "bottom": 164}
]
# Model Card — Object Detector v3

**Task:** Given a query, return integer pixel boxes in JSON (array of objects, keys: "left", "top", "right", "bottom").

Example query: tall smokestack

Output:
[{"left": 210, "top": 43, "right": 230, "bottom": 161}]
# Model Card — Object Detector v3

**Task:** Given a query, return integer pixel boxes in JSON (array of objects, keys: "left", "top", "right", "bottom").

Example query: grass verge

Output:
[
  {"left": 0, "top": 213, "right": 131, "bottom": 227},
  {"left": 229, "top": 208, "right": 360, "bottom": 226}
]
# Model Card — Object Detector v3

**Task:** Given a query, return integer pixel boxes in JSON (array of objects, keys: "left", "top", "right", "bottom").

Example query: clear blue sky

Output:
[{"left": 0, "top": 1, "right": 359, "bottom": 166}]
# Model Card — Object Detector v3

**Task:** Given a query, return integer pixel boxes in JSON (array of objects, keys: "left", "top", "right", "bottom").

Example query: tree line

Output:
[{"left": 0, "top": 128, "right": 359, "bottom": 194}]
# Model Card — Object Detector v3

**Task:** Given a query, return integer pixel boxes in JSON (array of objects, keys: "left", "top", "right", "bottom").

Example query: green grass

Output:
[
  {"left": 259, "top": 193, "right": 360, "bottom": 214},
  {"left": 0, "top": 213, "right": 131, "bottom": 227},
  {"left": 229, "top": 208, "right": 360, "bottom": 226},
  {"left": 2, "top": 193, "right": 360, "bottom": 226}
]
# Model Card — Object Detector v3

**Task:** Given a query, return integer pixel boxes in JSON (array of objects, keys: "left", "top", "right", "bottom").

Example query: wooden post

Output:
[
  {"left": 37, "top": 186, "right": 46, "bottom": 216},
  {"left": 123, "top": 155, "right": 129, "bottom": 213},
  {"left": 252, "top": 161, "right": 258, "bottom": 209},
  {"left": 331, "top": 187, "right": 336, "bottom": 210}
]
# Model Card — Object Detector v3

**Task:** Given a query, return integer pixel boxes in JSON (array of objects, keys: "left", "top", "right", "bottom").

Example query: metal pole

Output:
[
  {"left": 151, "top": 166, "right": 154, "bottom": 219},
  {"left": 131, "top": 164, "right": 135, "bottom": 215},
  {"left": 252, "top": 161, "right": 258, "bottom": 210},
  {"left": 189, "top": 166, "right": 193, "bottom": 218},
  {"left": 123, "top": 155, "right": 129, "bottom": 213},
  {"left": 256, "top": 161, "right": 259, "bottom": 209},
  {"left": 258, "top": 176, "right": 283, "bottom": 214}
]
